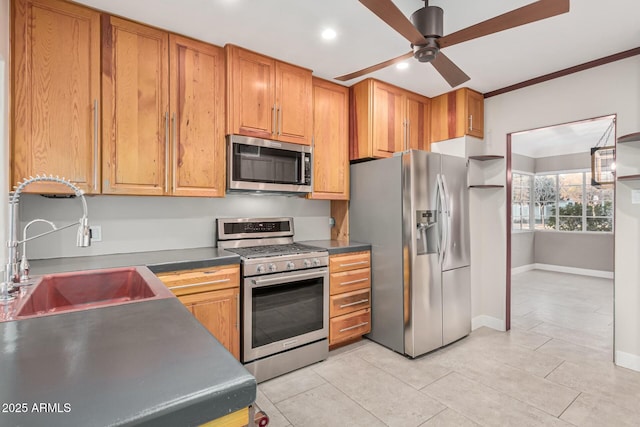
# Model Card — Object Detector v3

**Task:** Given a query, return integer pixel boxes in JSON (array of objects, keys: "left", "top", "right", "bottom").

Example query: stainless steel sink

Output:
[{"left": 13, "top": 266, "right": 174, "bottom": 320}]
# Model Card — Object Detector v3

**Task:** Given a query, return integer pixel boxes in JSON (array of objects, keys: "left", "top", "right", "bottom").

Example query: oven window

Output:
[
  {"left": 252, "top": 278, "right": 323, "bottom": 348},
  {"left": 233, "top": 143, "right": 301, "bottom": 184}
]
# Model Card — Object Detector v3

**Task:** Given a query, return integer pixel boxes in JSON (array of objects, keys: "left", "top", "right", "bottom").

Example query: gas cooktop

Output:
[{"left": 224, "top": 243, "right": 325, "bottom": 259}]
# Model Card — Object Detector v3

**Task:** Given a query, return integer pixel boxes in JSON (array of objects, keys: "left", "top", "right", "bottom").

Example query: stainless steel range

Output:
[{"left": 217, "top": 217, "right": 329, "bottom": 382}]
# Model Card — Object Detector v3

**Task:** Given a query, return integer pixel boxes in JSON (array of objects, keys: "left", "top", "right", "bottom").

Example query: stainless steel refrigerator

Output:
[{"left": 350, "top": 150, "right": 471, "bottom": 357}]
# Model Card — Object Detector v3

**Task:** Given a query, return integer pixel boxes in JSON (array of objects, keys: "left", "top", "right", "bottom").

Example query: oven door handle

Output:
[{"left": 251, "top": 269, "right": 328, "bottom": 287}]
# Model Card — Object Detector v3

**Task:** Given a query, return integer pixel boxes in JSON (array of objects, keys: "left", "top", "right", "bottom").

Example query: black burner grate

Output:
[{"left": 224, "top": 243, "right": 324, "bottom": 259}]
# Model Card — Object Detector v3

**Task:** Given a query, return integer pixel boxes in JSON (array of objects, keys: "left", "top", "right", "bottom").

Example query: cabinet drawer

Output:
[
  {"left": 330, "top": 288, "right": 370, "bottom": 318},
  {"left": 330, "top": 308, "right": 371, "bottom": 345},
  {"left": 329, "top": 251, "right": 370, "bottom": 273},
  {"left": 156, "top": 265, "right": 240, "bottom": 296},
  {"left": 330, "top": 268, "right": 370, "bottom": 295}
]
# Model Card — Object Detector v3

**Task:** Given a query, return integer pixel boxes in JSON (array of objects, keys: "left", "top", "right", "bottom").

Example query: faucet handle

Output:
[
  {"left": 77, "top": 217, "right": 91, "bottom": 248},
  {"left": 19, "top": 253, "right": 30, "bottom": 282}
]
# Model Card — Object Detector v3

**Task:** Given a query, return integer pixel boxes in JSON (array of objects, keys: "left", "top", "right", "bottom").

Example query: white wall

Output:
[
  {"left": 481, "top": 55, "right": 640, "bottom": 369},
  {"left": 1, "top": 0, "right": 9, "bottom": 274}
]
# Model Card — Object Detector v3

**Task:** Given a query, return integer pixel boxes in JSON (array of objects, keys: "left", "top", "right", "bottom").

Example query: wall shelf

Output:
[
  {"left": 618, "top": 174, "right": 640, "bottom": 181},
  {"left": 469, "top": 185, "right": 504, "bottom": 189},
  {"left": 617, "top": 132, "right": 640, "bottom": 144},
  {"left": 468, "top": 155, "right": 505, "bottom": 161}
]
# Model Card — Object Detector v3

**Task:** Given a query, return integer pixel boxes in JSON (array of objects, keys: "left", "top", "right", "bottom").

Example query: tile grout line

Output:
[
  {"left": 557, "top": 391, "right": 582, "bottom": 421},
  {"left": 544, "top": 359, "right": 566, "bottom": 379}
]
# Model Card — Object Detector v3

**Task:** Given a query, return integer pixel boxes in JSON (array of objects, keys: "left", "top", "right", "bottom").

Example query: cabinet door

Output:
[
  {"left": 182, "top": 288, "right": 240, "bottom": 359},
  {"left": 429, "top": 92, "right": 451, "bottom": 143},
  {"left": 275, "top": 62, "right": 312, "bottom": 145},
  {"left": 227, "top": 45, "right": 275, "bottom": 139},
  {"left": 310, "top": 78, "right": 349, "bottom": 200},
  {"left": 406, "top": 93, "right": 431, "bottom": 151},
  {"left": 12, "top": 0, "right": 101, "bottom": 194},
  {"left": 466, "top": 89, "right": 484, "bottom": 139},
  {"left": 169, "top": 35, "right": 225, "bottom": 197},
  {"left": 372, "top": 81, "right": 405, "bottom": 157},
  {"left": 102, "top": 16, "right": 169, "bottom": 195}
]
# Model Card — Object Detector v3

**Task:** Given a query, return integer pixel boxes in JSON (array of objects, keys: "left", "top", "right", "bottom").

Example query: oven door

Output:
[
  {"left": 228, "top": 135, "right": 311, "bottom": 193},
  {"left": 243, "top": 268, "right": 328, "bottom": 363}
]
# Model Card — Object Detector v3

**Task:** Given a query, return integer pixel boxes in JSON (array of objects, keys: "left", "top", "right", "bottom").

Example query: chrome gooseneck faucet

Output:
[{"left": 0, "top": 175, "right": 91, "bottom": 304}]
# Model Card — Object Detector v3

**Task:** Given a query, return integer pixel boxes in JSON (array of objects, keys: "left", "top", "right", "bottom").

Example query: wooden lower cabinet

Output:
[
  {"left": 328, "top": 251, "right": 371, "bottom": 347},
  {"left": 156, "top": 265, "right": 240, "bottom": 359},
  {"left": 179, "top": 288, "right": 240, "bottom": 359}
]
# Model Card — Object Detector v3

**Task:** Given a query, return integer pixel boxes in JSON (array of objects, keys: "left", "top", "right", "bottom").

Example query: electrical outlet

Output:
[{"left": 90, "top": 225, "right": 102, "bottom": 242}]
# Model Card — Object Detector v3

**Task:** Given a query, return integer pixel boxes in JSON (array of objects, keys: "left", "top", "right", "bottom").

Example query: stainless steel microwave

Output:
[{"left": 227, "top": 135, "right": 312, "bottom": 194}]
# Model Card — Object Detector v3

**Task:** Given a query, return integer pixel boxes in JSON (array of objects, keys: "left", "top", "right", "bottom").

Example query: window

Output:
[
  {"left": 525, "top": 170, "right": 614, "bottom": 233},
  {"left": 512, "top": 173, "right": 532, "bottom": 230}
]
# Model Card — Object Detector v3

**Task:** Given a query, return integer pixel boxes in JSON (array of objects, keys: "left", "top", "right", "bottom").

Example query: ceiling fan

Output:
[{"left": 335, "top": 0, "right": 570, "bottom": 87}]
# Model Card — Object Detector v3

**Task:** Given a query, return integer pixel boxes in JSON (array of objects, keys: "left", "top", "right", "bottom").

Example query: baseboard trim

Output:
[
  {"left": 472, "top": 315, "right": 505, "bottom": 332},
  {"left": 615, "top": 351, "right": 640, "bottom": 372},
  {"left": 511, "top": 264, "right": 535, "bottom": 275},
  {"left": 534, "top": 263, "right": 614, "bottom": 279}
]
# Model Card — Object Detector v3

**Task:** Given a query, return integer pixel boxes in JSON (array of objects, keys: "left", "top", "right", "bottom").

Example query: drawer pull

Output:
[
  {"left": 168, "top": 278, "right": 231, "bottom": 290},
  {"left": 339, "top": 299, "right": 369, "bottom": 309},
  {"left": 340, "top": 322, "right": 369, "bottom": 333},
  {"left": 339, "top": 261, "right": 369, "bottom": 268},
  {"left": 340, "top": 277, "right": 368, "bottom": 286}
]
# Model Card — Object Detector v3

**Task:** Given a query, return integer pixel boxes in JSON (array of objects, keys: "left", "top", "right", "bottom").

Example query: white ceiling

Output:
[
  {"left": 512, "top": 115, "right": 616, "bottom": 158},
  {"left": 73, "top": 0, "right": 640, "bottom": 98}
]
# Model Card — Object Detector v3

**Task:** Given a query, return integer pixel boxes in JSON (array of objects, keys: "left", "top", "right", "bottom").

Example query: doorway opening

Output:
[{"left": 506, "top": 114, "right": 616, "bottom": 358}]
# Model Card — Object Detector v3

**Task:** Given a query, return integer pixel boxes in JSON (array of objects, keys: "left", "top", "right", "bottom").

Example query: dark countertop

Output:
[
  {"left": 0, "top": 297, "right": 256, "bottom": 427},
  {"left": 302, "top": 240, "right": 371, "bottom": 255},
  {"left": 29, "top": 247, "right": 241, "bottom": 276}
]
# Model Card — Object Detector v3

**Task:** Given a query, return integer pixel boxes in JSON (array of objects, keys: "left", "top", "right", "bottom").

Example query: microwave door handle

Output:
[{"left": 300, "top": 152, "right": 305, "bottom": 184}]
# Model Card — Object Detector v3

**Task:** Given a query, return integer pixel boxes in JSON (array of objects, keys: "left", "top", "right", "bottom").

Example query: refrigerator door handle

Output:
[
  {"left": 441, "top": 174, "right": 452, "bottom": 267},
  {"left": 436, "top": 174, "right": 447, "bottom": 265}
]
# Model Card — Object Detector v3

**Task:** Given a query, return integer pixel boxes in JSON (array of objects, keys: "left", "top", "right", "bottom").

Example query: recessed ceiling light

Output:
[
  {"left": 321, "top": 28, "right": 337, "bottom": 40},
  {"left": 396, "top": 62, "right": 409, "bottom": 70}
]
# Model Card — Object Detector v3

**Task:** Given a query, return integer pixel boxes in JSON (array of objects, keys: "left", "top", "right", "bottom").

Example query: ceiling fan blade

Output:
[
  {"left": 334, "top": 51, "right": 413, "bottom": 81},
  {"left": 359, "top": 0, "right": 425, "bottom": 46},
  {"left": 439, "top": 0, "right": 570, "bottom": 49},
  {"left": 431, "top": 52, "right": 470, "bottom": 88}
]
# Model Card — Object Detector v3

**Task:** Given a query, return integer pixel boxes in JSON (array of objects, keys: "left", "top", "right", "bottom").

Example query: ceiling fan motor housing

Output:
[{"left": 410, "top": 5, "right": 443, "bottom": 38}]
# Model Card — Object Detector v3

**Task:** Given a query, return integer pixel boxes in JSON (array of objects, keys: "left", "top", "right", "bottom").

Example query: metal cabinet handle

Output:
[
  {"left": 407, "top": 118, "right": 411, "bottom": 149},
  {"left": 93, "top": 99, "right": 99, "bottom": 191},
  {"left": 469, "top": 115, "right": 473, "bottom": 131},
  {"left": 172, "top": 112, "right": 177, "bottom": 192},
  {"left": 339, "top": 261, "right": 369, "bottom": 268},
  {"left": 272, "top": 104, "right": 277, "bottom": 136},
  {"left": 339, "top": 299, "right": 369, "bottom": 309},
  {"left": 168, "top": 278, "right": 231, "bottom": 290},
  {"left": 339, "top": 322, "right": 369, "bottom": 333},
  {"left": 278, "top": 106, "right": 282, "bottom": 136},
  {"left": 164, "top": 112, "right": 169, "bottom": 192},
  {"left": 340, "top": 277, "right": 368, "bottom": 286}
]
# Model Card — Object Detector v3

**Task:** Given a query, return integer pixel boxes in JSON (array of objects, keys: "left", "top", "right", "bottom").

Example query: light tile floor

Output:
[{"left": 257, "top": 270, "right": 640, "bottom": 426}]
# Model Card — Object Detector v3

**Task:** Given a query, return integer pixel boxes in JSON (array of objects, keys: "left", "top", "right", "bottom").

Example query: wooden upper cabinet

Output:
[
  {"left": 12, "top": 0, "right": 101, "bottom": 194},
  {"left": 310, "top": 78, "right": 349, "bottom": 200},
  {"left": 430, "top": 87, "right": 484, "bottom": 143},
  {"left": 226, "top": 45, "right": 275, "bottom": 139},
  {"left": 405, "top": 93, "right": 431, "bottom": 151},
  {"left": 275, "top": 62, "right": 312, "bottom": 145},
  {"left": 226, "top": 44, "right": 312, "bottom": 145},
  {"left": 169, "top": 35, "right": 226, "bottom": 197},
  {"left": 101, "top": 16, "right": 169, "bottom": 195},
  {"left": 371, "top": 81, "right": 405, "bottom": 156},
  {"left": 351, "top": 78, "right": 430, "bottom": 160}
]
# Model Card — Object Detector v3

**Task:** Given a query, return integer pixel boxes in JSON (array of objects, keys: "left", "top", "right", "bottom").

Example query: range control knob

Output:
[
  {"left": 312, "top": 258, "right": 320, "bottom": 267},
  {"left": 286, "top": 261, "right": 296, "bottom": 270},
  {"left": 268, "top": 263, "right": 277, "bottom": 272},
  {"left": 256, "top": 264, "right": 266, "bottom": 274},
  {"left": 303, "top": 259, "right": 312, "bottom": 268}
]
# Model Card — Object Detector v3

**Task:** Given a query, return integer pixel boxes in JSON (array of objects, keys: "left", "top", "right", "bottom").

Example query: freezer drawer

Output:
[{"left": 442, "top": 266, "right": 471, "bottom": 346}]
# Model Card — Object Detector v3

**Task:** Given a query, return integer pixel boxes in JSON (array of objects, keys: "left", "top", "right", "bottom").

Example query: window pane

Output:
[
  {"left": 559, "top": 216, "right": 583, "bottom": 231},
  {"left": 587, "top": 217, "right": 612, "bottom": 232},
  {"left": 512, "top": 173, "right": 532, "bottom": 231},
  {"left": 534, "top": 175, "right": 556, "bottom": 230}
]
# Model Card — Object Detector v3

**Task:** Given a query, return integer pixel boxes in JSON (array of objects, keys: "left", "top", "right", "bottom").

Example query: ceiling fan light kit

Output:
[{"left": 336, "top": 0, "right": 571, "bottom": 88}]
